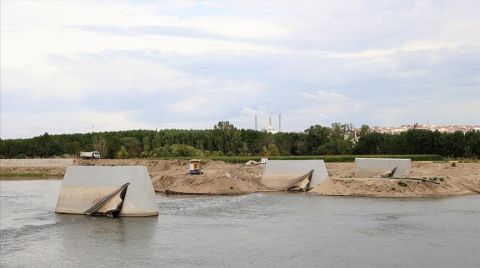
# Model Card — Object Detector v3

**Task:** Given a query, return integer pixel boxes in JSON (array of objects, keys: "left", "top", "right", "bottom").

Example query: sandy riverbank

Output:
[
  {"left": 310, "top": 162, "right": 480, "bottom": 197},
  {"left": 1, "top": 159, "right": 479, "bottom": 197},
  {"left": 76, "top": 159, "right": 267, "bottom": 195},
  {"left": 75, "top": 159, "right": 480, "bottom": 197}
]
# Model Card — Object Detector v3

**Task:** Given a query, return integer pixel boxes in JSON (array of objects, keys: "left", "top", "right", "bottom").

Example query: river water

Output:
[{"left": 1, "top": 179, "right": 479, "bottom": 267}]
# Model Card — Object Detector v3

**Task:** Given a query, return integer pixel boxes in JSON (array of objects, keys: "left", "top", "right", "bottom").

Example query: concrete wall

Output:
[
  {"left": 354, "top": 158, "right": 411, "bottom": 178},
  {"left": 262, "top": 160, "right": 329, "bottom": 190},
  {"left": 55, "top": 166, "right": 159, "bottom": 217},
  {"left": 0, "top": 158, "right": 74, "bottom": 168}
]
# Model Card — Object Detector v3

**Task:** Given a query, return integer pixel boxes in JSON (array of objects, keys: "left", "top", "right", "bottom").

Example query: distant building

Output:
[
  {"left": 259, "top": 113, "right": 281, "bottom": 134},
  {"left": 370, "top": 124, "right": 480, "bottom": 134},
  {"left": 264, "top": 126, "right": 277, "bottom": 134}
]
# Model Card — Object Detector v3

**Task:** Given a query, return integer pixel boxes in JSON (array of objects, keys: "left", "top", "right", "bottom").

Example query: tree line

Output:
[{"left": 0, "top": 122, "right": 478, "bottom": 159}]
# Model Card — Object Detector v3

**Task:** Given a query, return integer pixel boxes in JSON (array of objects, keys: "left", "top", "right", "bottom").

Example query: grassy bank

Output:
[
  {"left": 0, "top": 172, "right": 63, "bottom": 179},
  {"left": 0, "top": 155, "right": 445, "bottom": 178},
  {"left": 155, "top": 154, "right": 444, "bottom": 163}
]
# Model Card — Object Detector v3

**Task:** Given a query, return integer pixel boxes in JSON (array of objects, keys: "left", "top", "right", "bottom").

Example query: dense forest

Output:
[{"left": 1, "top": 122, "right": 479, "bottom": 159}]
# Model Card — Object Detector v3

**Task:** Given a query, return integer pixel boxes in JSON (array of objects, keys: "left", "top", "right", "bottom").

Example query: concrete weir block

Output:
[
  {"left": 55, "top": 166, "right": 159, "bottom": 216},
  {"left": 261, "top": 160, "right": 329, "bottom": 190},
  {"left": 354, "top": 158, "right": 411, "bottom": 178}
]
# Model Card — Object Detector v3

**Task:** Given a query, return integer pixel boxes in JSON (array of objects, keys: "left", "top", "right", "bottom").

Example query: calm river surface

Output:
[{"left": 1, "top": 179, "right": 479, "bottom": 267}]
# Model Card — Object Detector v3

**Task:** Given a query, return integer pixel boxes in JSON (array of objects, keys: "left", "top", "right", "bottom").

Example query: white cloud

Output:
[
  {"left": 0, "top": 111, "right": 154, "bottom": 138},
  {"left": 300, "top": 90, "right": 348, "bottom": 103},
  {"left": 167, "top": 97, "right": 211, "bottom": 114},
  {"left": 1, "top": 0, "right": 479, "bottom": 138},
  {"left": 370, "top": 99, "right": 480, "bottom": 127},
  {"left": 283, "top": 91, "right": 366, "bottom": 130},
  {"left": 2, "top": 56, "right": 189, "bottom": 99},
  {"left": 165, "top": 80, "right": 267, "bottom": 117}
]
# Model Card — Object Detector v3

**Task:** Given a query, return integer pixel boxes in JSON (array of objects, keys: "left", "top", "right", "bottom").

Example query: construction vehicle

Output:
[
  {"left": 80, "top": 151, "right": 101, "bottom": 159},
  {"left": 189, "top": 159, "right": 203, "bottom": 175}
]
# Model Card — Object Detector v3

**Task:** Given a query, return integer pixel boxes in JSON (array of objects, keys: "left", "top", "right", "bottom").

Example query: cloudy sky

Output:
[{"left": 1, "top": 0, "right": 479, "bottom": 139}]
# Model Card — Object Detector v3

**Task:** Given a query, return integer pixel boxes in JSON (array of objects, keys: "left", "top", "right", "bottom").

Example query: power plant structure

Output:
[
  {"left": 256, "top": 112, "right": 282, "bottom": 134},
  {"left": 278, "top": 113, "right": 281, "bottom": 132}
]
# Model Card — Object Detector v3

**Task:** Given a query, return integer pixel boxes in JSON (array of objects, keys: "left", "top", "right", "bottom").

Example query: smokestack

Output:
[
  {"left": 278, "top": 113, "right": 281, "bottom": 132},
  {"left": 255, "top": 113, "right": 258, "bottom": 131},
  {"left": 269, "top": 115, "right": 272, "bottom": 127}
]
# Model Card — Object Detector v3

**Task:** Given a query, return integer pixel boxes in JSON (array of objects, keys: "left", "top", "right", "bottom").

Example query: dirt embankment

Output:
[
  {"left": 77, "top": 159, "right": 266, "bottom": 195},
  {"left": 309, "top": 162, "right": 480, "bottom": 197},
  {"left": 3, "top": 158, "right": 478, "bottom": 197},
  {"left": 83, "top": 160, "right": 479, "bottom": 197}
]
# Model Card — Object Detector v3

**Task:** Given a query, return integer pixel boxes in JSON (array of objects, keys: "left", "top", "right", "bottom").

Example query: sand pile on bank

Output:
[
  {"left": 154, "top": 161, "right": 266, "bottom": 195},
  {"left": 78, "top": 159, "right": 266, "bottom": 195},
  {"left": 310, "top": 162, "right": 480, "bottom": 197},
  {"left": 12, "top": 158, "right": 479, "bottom": 197}
]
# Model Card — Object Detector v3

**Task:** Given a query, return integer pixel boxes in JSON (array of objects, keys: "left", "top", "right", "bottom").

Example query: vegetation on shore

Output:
[
  {"left": 1, "top": 122, "right": 479, "bottom": 159},
  {"left": 153, "top": 154, "right": 444, "bottom": 163},
  {"left": 0, "top": 155, "right": 443, "bottom": 179},
  {"left": 0, "top": 172, "right": 63, "bottom": 179}
]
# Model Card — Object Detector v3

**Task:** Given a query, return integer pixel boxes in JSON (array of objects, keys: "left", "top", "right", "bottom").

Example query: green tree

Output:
[
  {"left": 325, "top": 123, "right": 354, "bottom": 154},
  {"left": 213, "top": 121, "right": 240, "bottom": 154},
  {"left": 142, "top": 135, "right": 151, "bottom": 153},
  {"left": 359, "top": 124, "right": 370, "bottom": 138},
  {"left": 305, "top": 125, "right": 330, "bottom": 154},
  {"left": 354, "top": 132, "right": 384, "bottom": 154},
  {"left": 116, "top": 146, "right": 130, "bottom": 159},
  {"left": 121, "top": 137, "right": 142, "bottom": 157},
  {"left": 93, "top": 134, "right": 109, "bottom": 158},
  {"left": 1, "top": 123, "right": 477, "bottom": 159},
  {"left": 266, "top": 143, "right": 280, "bottom": 156},
  {"left": 240, "top": 142, "right": 249, "bottom": 156}
]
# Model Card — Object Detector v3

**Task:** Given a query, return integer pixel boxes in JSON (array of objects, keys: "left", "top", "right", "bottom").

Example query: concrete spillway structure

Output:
[
  {"left": 261, "top": 160, "right": 329, "bottom": 191},
  {"left": 55, "top": 166, "right": 159, "bottom": 217},
  {"left": 354, "top": 158, "right": 411, "bottom": 178}
]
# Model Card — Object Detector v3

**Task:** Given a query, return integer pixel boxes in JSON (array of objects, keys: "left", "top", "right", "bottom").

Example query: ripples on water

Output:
[{"left": 1, "top": 180, "right": 479, "bottom": 267}]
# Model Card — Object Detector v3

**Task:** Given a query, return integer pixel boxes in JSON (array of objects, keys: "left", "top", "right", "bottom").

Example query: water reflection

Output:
[
  {"left": 1, "top": 180, "right": 480, "bottom": 267},
  {"left": 54, "top": 214, "right": 158, "bottom": 265},
  {"left": 56, "top": 214, "right": 158, "bottom": 241}
]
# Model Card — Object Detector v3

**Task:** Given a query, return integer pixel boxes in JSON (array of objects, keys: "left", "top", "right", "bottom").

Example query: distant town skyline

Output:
[
  {"left": 370, "top": 124, "right": 480, "bottom": 134},
  {"left": 2, "top": 1, "right": 479, "bottom": 139}
]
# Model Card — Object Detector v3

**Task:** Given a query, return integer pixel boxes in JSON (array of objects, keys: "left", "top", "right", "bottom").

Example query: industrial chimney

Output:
[
  {"left": 255, "top": 113, "right": 258, "bottom": 131},
  {"left": 278, "top": 113, "right": 282, "bottom": 132}
]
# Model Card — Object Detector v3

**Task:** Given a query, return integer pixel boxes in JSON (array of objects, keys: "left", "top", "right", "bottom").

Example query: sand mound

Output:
[
  {"left": 74, "top": 159, "right": 480, "bottom": 197},
  {"left": 163, "top": 176, "right": 249, "bottom": 195},
  {"left": 310, "top": 162, "right": 480, "bottom": 197},
  {"left": 77, "top": 159, "right": 266, "bottom": 195},
  {"left": 155, "top": 161, "right": 266, "bottom": 195}
]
